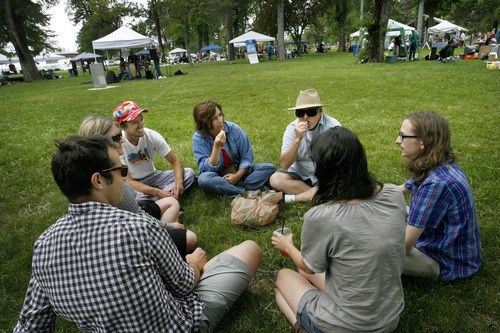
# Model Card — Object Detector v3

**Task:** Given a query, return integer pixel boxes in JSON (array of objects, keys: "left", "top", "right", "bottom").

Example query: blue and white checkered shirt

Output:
[
  {"left": 14, "top": 202, "right": 203, "bottom": 332},
  {"left": 405, "top": 163, "right": 482, "bottom": 280}
]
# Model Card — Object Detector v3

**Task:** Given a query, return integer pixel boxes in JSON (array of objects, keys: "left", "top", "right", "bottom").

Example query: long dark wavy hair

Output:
[
  {"left": 404, "top": 111, "right": 456, "bottom": 182},
  {"left": 311, "top": 127, "right": 381, "bottom": 206}
]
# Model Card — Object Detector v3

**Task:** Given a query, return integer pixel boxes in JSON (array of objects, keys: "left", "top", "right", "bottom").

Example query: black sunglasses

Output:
[
  {"left": 295, "top": 107, "right": 319, "bottom": 118},
  {"left": 111, "top": 132, "right": 122, "bottom": 142},
  {"left": 100, "top": 165, "right": 128, "bottom": 177}
]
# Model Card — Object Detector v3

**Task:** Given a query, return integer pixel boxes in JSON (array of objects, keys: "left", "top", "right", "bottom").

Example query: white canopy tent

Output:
[
  {"left": 169, "top": 48, "right": 187, "bottom": 55},
  {"left": 92, "top": 26, "right": 153, "bottom": 51},
  {"left": 350, "top": 19, "right": 415, "bottom": 38},
  {"left": 34, "top": 49, "right": 66, "bottom": 62},
  {"left": 229, "top": 31, "right": 275, "bottom": 44},
  {"left": 0, "top": 53, "right": 10, "bottom": 64},
  {"left": 428, "top": 20, "right": 468, "bottom": 34}
]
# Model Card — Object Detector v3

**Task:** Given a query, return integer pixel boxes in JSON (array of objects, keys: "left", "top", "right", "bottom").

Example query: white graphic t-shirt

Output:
[{"left": 121, "top": 128, "right": 171, "bottom": 179}]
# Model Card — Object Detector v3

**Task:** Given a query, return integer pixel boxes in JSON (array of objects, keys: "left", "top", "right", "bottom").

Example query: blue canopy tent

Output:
[
  {"left": 201, "top": 44, "right": 224, "bottom": 51},
  {"left": 135, "top": 50, "right": 151, "bottom": 56},
  {"left": 286, "top": 40, "right": 310, "bottom": 44}
]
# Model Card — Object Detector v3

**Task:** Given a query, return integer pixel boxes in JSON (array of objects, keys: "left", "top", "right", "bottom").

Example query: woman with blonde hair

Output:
[
  {"left": 396, "top": 111, "right": 481, "bottom": 280},
  {"left": 79, "top": 116, "right": 197, "bottom": 257}
]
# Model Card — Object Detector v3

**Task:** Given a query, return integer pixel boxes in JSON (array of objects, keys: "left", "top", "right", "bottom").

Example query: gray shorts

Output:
[
  {"left": 275, "top": 169, "right": 315, "bottom": 187},
  {"left": 195, "top": 254, "right": 253, "bottom": 333}
]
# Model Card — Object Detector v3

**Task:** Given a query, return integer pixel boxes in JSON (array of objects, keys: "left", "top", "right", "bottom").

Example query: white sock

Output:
[{"left": 284, "top": 194, "right": 295, "bottom": 203}]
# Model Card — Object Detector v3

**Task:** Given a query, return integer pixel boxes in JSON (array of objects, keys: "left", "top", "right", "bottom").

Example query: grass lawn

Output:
[{"left": 0, "top": 50, "right": 498, "bottom": 332}]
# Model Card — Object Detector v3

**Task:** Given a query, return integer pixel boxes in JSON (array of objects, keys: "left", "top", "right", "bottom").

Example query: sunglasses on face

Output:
[
  {"left": 111, "top": 132, "right": 122, "bottom": 142},
  {"left": 100, "top": 165, "right": 128, "bottom": 177},
  {"left": 295, "top": 107, "right": 319, "bottom": 118}
]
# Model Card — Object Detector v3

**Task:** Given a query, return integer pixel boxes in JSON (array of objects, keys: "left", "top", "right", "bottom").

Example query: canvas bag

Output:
[{"left": 230, "top": 191, "right": 283, "bottom": 227}]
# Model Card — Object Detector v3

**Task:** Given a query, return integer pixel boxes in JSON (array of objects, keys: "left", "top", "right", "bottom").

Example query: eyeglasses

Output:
[
  {"left": 295, "top": 107, "right": 319, "bottom": 118},
  {"left": 398, "top": 132, "right": 419, "bottom": 141},
  {"left": 111, "top": 132, "right": 122, "bottom": 142},
  {"left": 100, "top": 165, "right": 128, "bottom": 177}
]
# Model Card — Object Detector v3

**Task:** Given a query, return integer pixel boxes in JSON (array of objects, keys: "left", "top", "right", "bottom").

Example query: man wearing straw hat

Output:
[{"left": 270, "top": 89, "right": 341, "bottom": 203}]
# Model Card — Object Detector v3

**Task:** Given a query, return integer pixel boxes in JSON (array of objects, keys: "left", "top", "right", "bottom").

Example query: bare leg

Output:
[
  {"left": 275, "top": 269, "right": 317, "bottom": 327},
  {"left": 270, "top": 173, "right": 311, "bottom": 195},
  {"left": 293, "top": 186, "right": 318, "bottom": 202},
  {"left": 202, "top": 240, "right": 262, "bottom": 274},
  {"left": 299, "top": 270, "right": 325, "bottom": 291},
  {"left": 270, "top": 173, "right": 317, "bottom": 202},
  {"left": 186, "top": 230, "right": 197, "bottom": 252},
  {"left": 275, "top": 287, "right": 297, "bottom": 325},
  {"left": 155, "top": 197, "right": 180, "bottom": 222}
]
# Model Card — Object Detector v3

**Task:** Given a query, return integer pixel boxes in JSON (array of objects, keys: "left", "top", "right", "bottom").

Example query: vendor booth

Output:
[
  {"left": 91, "top": 27, "right": 154, "bottom": 85},
  {"left": 70, "top": 52, "right": 104, "bottom": 76},
  {"left": 200, "top": 45, "right": 224, "bottom": 61},
  {"left": 229, "top": 31, "right": 275, "bottom": 62},
  {"left": 350, "top": 19, "right": 418, "bottom": 60}
]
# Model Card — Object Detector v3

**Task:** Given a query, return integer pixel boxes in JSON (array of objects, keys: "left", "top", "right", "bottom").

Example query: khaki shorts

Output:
[
  {"left": 403, "top": 247, "right": 440, "bottom": 280},
  {"left": 195, "top": 254, "right": 253, "bottom": 333}
]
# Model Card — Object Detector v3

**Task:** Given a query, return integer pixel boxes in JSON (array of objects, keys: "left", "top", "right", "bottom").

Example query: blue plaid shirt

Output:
[
  {"left": 405, "top": 163, "right": 482, "bottom": 280},
  {"left": 14, "top": 202, "right": 203, "bottom": 332}
]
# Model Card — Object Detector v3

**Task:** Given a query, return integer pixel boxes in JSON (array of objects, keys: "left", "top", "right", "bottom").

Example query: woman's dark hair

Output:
[
  {"left": 193, "top": 100, "right": 223, "bottom": 137},
  {"left": 51, "top": 135, "right": 116, "bottom": 203},
  {"left": 404, "top": 111, "right": 456, "bottom": 182},
  {"left": 311, "top": 127, "right": 380, "bottom": 206}
]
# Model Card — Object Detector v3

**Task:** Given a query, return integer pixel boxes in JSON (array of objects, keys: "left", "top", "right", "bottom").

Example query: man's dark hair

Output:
[
  {"left": 311, "top": 127, "right": 380, "bottom": 206},
  {"left": 51, "top": 135, "right": 116, "bottom": 203}
]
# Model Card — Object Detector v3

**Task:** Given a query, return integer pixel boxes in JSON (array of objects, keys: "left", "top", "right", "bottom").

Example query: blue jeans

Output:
[
  {"left": 134, "top": 63, "right": 142, "bottom": 78},
  {"left": 198, "top": 163, "right": 276, "bottom": 197},
  {"left": 154, "top": 64, "right": 163, "bottom": 77},
  {"left": 297, "top": 289, "right": 323, "bottom": 333},
  {"left": 121, "top": 70, "right": 133, "bottom": 80}
]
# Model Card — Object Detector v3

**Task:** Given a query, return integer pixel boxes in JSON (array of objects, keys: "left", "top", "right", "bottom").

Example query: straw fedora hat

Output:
[{"left": 288, "top": 89, "right": 329, "bottom": 110}]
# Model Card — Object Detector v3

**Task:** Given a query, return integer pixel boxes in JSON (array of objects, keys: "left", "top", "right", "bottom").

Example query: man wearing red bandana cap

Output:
[{"left": 113, "top": 101, "right": 195, "bottom": 201}]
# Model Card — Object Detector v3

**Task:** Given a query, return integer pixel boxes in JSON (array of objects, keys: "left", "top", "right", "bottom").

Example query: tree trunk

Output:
[
  {"left": 183, "top": 7, "right": 193, "bottom": 66},
  {"left": 226, "top": 7, "right": 234, "bottom": 61},
  {"left": 152, "top": 1, "right": 165, "bottom": 62},
  {"left": 277, "top": 0, "right": 285, "bottom": 60},
  {"left": 336, "top": 0, "right": 348, "bottom": 52},
  {"left": 491, "top": 5, "right": 497, "bottom": 30},
  {"left": 428, "top": 0, "right": 435, "bottom": 28},
  {"left": 0, "top": 0, "right": 42, "bottom": 82},
  {"left": 367, "top": 0, "right": 392, "bottom": 63},
  {"left": 417, "top": 0, "right": 424, "bottom": 44}
]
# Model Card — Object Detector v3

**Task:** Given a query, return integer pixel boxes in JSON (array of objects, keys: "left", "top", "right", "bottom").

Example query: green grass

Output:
[{"left": 1, "top": 51, "right": 499, "bottom": 332}]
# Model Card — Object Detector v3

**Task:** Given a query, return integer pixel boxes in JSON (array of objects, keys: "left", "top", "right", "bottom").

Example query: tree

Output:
[
  {"left": 67, "top": 0, "right": 137, "bottom": 52},
  {"left": 0, "top": 0, "right": 56, "bottom": 82},
  {"left": 148, "top": 0, "right": 168, "bottom": 60},
  {"left": 285, "top": 0, "right": 327, "bottom": 56},
  {"left": 277, "top": 0, "right": 285, "bottom": 60},
  {"left": 334, "top": 0, "right": 349, "bottom": 52},
  {"left": 165, "top": 0, "right": 195, "bottom": 65},
  {"left": 366, "top": 0, "right": 392, "bottom": 63}
]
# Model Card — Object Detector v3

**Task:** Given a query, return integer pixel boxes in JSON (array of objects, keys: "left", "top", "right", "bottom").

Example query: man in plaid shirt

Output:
[{"left": 14, "top": 135, "right": 262, "bottom": 332}]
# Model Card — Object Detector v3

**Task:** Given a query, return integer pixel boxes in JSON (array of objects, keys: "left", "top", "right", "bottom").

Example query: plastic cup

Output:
[{"left": 274, "top": 227, "right": 292, "bottom": 256}]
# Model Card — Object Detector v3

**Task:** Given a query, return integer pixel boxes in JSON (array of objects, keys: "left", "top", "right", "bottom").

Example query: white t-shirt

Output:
[{"left": 121, "top": 128, "right": 171, "bottom": 179}]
